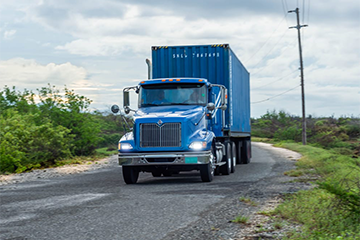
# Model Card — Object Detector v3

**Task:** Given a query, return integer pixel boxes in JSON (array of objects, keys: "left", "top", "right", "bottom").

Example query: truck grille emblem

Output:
[{"left": 157, "top": 120, "right": 163, "bottom": 126}]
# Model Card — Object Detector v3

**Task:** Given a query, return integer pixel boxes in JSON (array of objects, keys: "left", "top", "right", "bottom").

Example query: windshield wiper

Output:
[
  {"left": 142, "top": 103, "right": 161, "bottom": 107},
  {"left": 167, "top": 103, "right": 193, "bottom": 105}
]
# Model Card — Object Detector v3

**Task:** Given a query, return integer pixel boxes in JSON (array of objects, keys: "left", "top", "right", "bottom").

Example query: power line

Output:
[
  {"left": 251, "top": 84, "right": 300, "bottom": 104},
  {"left": 302, "top": 0, "right": 305, "bottom": 25},
  {"left": 284, "top": 0, "right": 289, "bottom": 11},
  {"left": 307, "top": 0, "right": 311, "bottom": 24},
  {"left": 250, "top": 36, "right": 297, "bottom": 76},
  {"left": 248, "top": 28, "right": 289, "bottom": 70},
  {"left": 251, "top": 70, "right": 298, "bottom": 90},
  {"left": 244, "top": 16, "right": 287, "bottom": 64},
  {"left": 281, "top": 0, "right": 289, "bottom": 26}
]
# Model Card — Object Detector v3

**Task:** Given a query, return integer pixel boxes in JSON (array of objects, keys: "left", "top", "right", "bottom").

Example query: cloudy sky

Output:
[{"left": 0, "top": 0, "right": 359, "bottom": 118}]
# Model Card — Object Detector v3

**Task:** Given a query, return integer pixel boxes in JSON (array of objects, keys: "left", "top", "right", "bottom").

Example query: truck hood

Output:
[{"left": 134, "top": 105, "right": 204, "bottom": 122}]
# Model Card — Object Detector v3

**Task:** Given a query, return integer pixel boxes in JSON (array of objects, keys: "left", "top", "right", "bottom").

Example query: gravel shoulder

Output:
[{"left": 0, "top": 155, "right": 119, "bottom": 186}]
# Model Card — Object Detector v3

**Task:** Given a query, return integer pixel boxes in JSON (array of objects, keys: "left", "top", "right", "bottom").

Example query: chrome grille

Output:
[{"left": 140, "top": 123, "right": 181, "bottom": 147}]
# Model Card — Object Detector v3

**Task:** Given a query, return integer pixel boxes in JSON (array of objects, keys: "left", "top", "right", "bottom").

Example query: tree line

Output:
[
  {"left": 252, "top": 110, "right": 360, "bottom": 156},
  {"left": 0, "top": 85, "right": 128, "bottom": 173}
]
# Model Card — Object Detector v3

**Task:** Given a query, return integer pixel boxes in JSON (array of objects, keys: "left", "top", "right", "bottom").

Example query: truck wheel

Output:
[
  {"left": 200, "top": 163, "right": 214, "bottom": 182},
  {"left": 236, "top": 141, "right": 242, "bottom": 164},
  {"left": 221, "top": 142, "right": 231, "bottom": 175},
  {"left": 231, "top": 142, "right": 236, "bottom": 173},
  {"left": 122, "top": 166, "right": 139, "bottom": 184},
  {"left": 241, "top": 140, "right": 251, "bottom": 164}
]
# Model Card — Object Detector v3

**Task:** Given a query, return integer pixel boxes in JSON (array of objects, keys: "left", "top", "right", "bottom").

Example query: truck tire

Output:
[
  {"left": 200, "top": 163, "right": 214, "bottom": 182},
  {"left": 221, "top": 141, "right": 232, "bottom": 175},
  {"left": 122, "top": 166, "right": 139, "bottom": 184},
  {"left": 241, "top": 140, "right": 251, "bottom": 164},
  {"left": 231, "top": 142, "right": 236, "bottom": 173},
  {"left": 236, "top": 141, "right": 242, "bottom": 164}
]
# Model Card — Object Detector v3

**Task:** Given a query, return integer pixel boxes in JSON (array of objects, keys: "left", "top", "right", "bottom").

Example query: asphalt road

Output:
[{"left": 0, "top": 143, "right": 300, "bottom": 240}]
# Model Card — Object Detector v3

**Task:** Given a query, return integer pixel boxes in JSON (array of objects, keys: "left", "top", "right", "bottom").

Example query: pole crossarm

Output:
[{"left": 289, "top": 24, "right": 308, "bottom": 29}]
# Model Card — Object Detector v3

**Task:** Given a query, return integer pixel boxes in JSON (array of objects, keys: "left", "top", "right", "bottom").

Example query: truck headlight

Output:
[
  {"left": 189, "top": 141, "right": 206, "bottom": 150},
  {"left": 119, "top": 143, "right": 133, "bottom": 150}
]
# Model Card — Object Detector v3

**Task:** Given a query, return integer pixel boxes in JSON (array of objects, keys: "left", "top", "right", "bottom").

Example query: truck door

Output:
[{"left": 209, "top": 85, "right": 227, "bottom": 137}]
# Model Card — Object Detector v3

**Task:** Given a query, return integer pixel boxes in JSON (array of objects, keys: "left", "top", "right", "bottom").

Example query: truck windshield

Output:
[{"left": 139, "top": 83, "right": 207, "bottom": 107}]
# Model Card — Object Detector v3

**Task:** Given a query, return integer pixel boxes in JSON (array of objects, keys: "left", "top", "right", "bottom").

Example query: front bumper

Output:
[{"left": 119, "top": 151, "right": 212, "bottom": 166}]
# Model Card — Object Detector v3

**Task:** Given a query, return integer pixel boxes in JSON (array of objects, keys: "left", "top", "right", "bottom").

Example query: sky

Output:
[{"left": 0, "top": 0, "right": 359, "bottom": 118}]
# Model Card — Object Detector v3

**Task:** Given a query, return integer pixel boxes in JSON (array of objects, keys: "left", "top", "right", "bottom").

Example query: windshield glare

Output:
[{"left": 139, "top": 83, "right": 207, "bottom": 107}]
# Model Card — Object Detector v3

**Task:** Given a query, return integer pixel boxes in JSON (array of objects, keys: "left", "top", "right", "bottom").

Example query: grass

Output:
[
  {"left": 231, "top": 215, "right": 249, "bottom": 224},
  {"left": 284, "top": 169, "right": 304, "bottom": 177},
  {"left": 257, "top": 210, "right": 276, "bottom": 216},
  {"left": 239, "top": 197, "right": 258, "bottom": 206},
  {"left": 261, "top": 141, "right": 360, "bottom": 239},
  {"left": 53, "top": 147, "right": 117, "bottom": 168},
  {"left": 95, "top": 147, "right": 118, "bottom": 157}
]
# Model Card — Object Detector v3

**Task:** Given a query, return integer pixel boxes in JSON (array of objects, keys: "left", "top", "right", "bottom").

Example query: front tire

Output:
[
  {"left": 123, "top": 166, "right": 139, "bottom": 184},
  {"left": 200, "top": 163, "right": 214, "bottom": 182}
]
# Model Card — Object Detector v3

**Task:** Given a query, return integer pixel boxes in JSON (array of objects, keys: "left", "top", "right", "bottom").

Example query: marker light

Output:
[
  {"left": 119, "top": 143, "right": 133, "bottom": 150},
  {"left": 189, "top": 141, "right": 207, "bottom": 150}
]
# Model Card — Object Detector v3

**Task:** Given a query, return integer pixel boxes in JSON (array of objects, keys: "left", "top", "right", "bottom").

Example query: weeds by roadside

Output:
[
  {"left": 270, "top": 142, "right": 360, "bottom": 239},
  {"left": 232, "top": 215, "right": 249, "bottom": 224}
]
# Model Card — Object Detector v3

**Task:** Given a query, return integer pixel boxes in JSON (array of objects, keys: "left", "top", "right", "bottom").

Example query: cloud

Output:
[
  {"left": 3, "top": 29, "right": 16, "bottom": 39},
  {"left": 0, "top": 58, "right": 129, "bottom": 111},
  {"left": 0, "top": 58, "right": 87, "bottom": 88},
  {"left": 1, "top": 0, "right": 359, "bottom": 117}
]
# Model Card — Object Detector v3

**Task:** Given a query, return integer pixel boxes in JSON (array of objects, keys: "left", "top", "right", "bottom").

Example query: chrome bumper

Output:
[{"left": 119, "top": 151, "right": 212, "bottom": 166}]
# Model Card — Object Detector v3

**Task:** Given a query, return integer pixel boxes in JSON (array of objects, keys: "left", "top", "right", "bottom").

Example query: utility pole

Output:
[{"left": 288, "top": 8, "right": 308, "bottom": 145}]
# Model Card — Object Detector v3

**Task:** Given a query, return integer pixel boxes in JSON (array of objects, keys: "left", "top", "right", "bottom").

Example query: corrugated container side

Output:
[
  {"left": 152, "top": 44, "right": 250, "bottom": 135},
  {"left": 229, "top": 49, "right": 251, "bottom": 134}
]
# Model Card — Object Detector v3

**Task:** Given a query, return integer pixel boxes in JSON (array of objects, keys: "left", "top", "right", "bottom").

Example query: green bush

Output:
[
  {"left": 252, "top": 110, "right": 360, "bottom": 154},
  {"left": 0, "top": 85, "right": 129, "bottom": 173},
  {"left": 274, "top": 125, "right": 302, "bottom": 142},
  {"left": 0, "top": 109, "right": 73, "bottom": 173}
]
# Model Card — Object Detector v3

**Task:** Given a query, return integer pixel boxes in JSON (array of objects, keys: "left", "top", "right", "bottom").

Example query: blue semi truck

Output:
[{"left": 111, "top": 44, "right": 251, "bottom": 184}]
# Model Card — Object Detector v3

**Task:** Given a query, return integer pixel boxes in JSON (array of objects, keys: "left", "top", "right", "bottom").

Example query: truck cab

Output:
[{"left": 114, "top": 78, "right": 230, "bottom": 183}]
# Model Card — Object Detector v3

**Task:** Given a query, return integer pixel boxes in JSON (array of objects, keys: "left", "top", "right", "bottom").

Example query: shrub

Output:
[{"left": 0, "top": 110, "right": 73, "bottom": 173}]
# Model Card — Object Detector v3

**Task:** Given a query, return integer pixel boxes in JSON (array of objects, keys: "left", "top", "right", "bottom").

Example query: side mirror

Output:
[
  {"left": 111, "top": 105, "right": 120, "bottom": 113},
  {"left": 124, "top": 106, "right": 131, "bottom": 114},
  {"left": 220, "top": 104, "right": 227, "bottom": 110},
  {"left": 206, "top": 102, "right": 215, "bottom": 111},
  {"left": 124, "top": 91, "right": 130, "bottom": 107}
]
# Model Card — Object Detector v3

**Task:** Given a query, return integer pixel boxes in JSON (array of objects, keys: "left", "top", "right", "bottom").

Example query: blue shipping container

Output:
[{"left": 151, "top": 44, "right": 250, "bottom": 136}]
